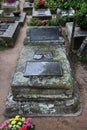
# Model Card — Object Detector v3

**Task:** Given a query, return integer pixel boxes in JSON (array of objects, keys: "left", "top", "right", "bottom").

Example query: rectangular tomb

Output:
[
  {"left": 66, "top": 22, "right": 87, "bottom": 50},
  {"left": 23, "top": 2, "right": 33, "bottom": 15},
  {"left": 57, "top": 8, "right": 75, "bottom": 21},
  {"left": 32, "top": 8, "right": 52, "bottom": 19},
  {"left": 24, "top": 26, "right": 64, "bottom": 45},
  {"left": 5, "top": 45, "right": 81, "bottom": 117}
]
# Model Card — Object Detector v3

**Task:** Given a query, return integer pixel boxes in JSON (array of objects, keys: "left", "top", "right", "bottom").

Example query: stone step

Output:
[
  {"left": 12, "top": 86, "right": 73, "bottom": 101},
  {"left": 4, "top": 87, "right": 81, "bottom": 117},
  {"left": 12, "top": 92, "right": 73, "bottom": 101}
]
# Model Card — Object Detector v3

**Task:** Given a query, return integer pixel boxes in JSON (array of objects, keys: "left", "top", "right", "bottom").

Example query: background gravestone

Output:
[
  {"left": 66, "top": 22, "right": 87, "bottom": 50},
  {"left": 78, "top": 37, "right": 87, "bottom": 54},
  {"left": 32, "top": 8, "right": 52, "bottom": 19}
]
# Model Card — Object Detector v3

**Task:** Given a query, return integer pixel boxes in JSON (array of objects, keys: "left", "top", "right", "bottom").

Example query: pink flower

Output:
[
  {"left": 0, "top": 120, "right": 9, "bottom": 129},
  {"left": 26, "top": 118, "right": 32, "bottom": 121}
]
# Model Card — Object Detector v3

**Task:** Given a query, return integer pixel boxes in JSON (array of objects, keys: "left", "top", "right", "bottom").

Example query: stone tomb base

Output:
[{"left": 5, "top": 46, "right": 81, "bottom": 117}]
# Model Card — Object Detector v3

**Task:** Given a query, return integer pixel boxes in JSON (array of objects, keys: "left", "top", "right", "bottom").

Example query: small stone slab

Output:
[
  {"left": 25, "top": 26, "right": 64, "bottom": 45},
  {"left": 66, "top": 22, "right": 87, "bottom": 49},
  {"left": 29, "top": 27, "right": 59, "bottom": 41},
  {"left": 24, "top": 61, "right": 63, "bottom": 77},
  {"left": 57, "top": 8, "right": 75, "bottom": 19},
  {"left": 23, "top": 2, "right": 33, "bottom": 15},
  {"left": 32, "top": 8, "right": 52, "bottom": 19}
]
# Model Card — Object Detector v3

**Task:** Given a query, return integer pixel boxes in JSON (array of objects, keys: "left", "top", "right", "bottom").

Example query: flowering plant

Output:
[
  {"left": 28, "top": 19, "right": 48, "bottom": 26},
  {"left": 0, "top": 115, "right": 34, "bottom": 130},
  {"left": 34, "top": 0, "right": 48, "bottom": 9},
  {"left": 6, "top": 0, "right": 16, "bottom": 4},
  {"left": 28, "top": 18, "right": 60, "bottom": 26},
  {"left": 37, "top": 0, "right": 45, "bottom": 6}
]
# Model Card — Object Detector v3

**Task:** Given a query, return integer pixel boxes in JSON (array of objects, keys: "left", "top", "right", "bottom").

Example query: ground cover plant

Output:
[{"left": 28, "top": 18, "right": 60, "bottom": 26}]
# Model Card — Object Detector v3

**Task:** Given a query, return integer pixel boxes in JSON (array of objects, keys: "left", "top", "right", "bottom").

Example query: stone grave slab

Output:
[
  {"left": 57, "top": 8, "right": 75, "bottom": 21},
  {"left": 24, "top": 26, "right": 64, "bottom": 45},
  {"left": 4, "top": 46, "right": 81, "bottom": 117},
  {"left": 0, "top": 22, "right": 20, "bottom": 47},
  {"left": 66, "top": 22, "right": 87, "bottom": 50},
  {"left": 32, "top": 8, "right": 52, "bottom": 19},
  {"left": 23, "top": 2, "right": 33, "bottom": 15}
]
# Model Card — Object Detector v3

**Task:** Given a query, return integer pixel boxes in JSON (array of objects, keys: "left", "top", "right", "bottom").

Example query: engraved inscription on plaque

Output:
[{"left": 24, "top": 61, "right": 63, "bottom": 77}]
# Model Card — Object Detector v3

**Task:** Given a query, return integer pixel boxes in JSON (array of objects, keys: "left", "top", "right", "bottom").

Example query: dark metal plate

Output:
[
  {"left": 29, "top": 27, "right": 59, "bottom": 41},
  {"left": 38, "top": 9, "right": 46, "bottom": 15},
  {"left": 0, "top": 23, "right": 9, "bottom": 30},
  {"left": 24, "top": 61, "right": 63, "bottom": 77}
]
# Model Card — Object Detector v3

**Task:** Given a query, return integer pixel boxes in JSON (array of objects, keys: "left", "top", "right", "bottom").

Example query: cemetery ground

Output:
[{"left": 0, "top": 15, "right": 87, "bottom": 130}]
